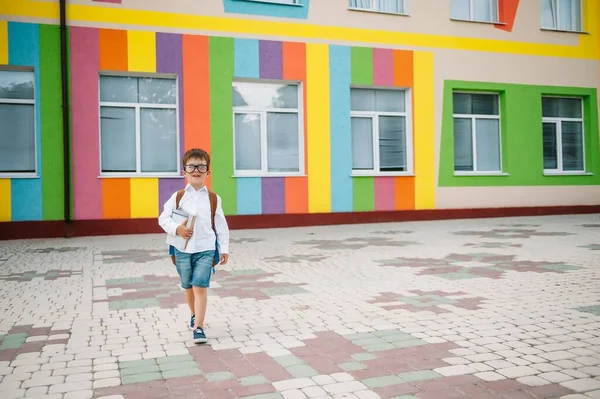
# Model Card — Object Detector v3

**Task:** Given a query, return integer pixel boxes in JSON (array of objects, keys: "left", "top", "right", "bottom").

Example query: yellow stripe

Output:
[
  {"left": 0, "top": 20, "right": 8, "bottom": 64},
  {"left": 413, "top": 51, "right": 436, "bottom": 210},
  {"left": 0, "top": 0, "right": 597, "bottom": 59},
  {"left": 130, "top": 178, "right": 158, "bottom": 218},
  {"left": 306, "top": 43, "right": 331, "bottom": 213},
  {"left": 0, "top": 180, "right": 11, "bottom": 222},
  {"left": 127, "top": 30, "right": 156, "bottom": 72}
]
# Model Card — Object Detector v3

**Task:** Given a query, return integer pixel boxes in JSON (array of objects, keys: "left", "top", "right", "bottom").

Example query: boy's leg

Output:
[
  {"left": 174, "top": 249, "right": 195, "bottom": 329},
  {"left": 189, "top": 250, "right": 215, "bottom": 343},
  {"left": 184, "top": 289, "right": 195, "bottom": 314},
  {"left": 192, "top": 286, "right": 208, "bottom": 328},
  {"left": 184, "top": 289, "right": 195, "bottom": 329}
]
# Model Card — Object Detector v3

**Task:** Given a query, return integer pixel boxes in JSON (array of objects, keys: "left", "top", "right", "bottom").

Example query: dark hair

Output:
[{"left": 182, "top": 148, "right": 211, "bottom": 169}]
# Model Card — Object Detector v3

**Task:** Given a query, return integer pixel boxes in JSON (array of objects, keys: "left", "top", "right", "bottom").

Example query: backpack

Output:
[{"left": 169, "top": 189, "right": 219, "bottom": 266}]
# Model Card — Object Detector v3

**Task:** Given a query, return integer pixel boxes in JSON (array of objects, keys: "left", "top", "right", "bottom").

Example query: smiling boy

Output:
[{"left": 158, "top": 148, "right": 230, "bottom": 343}]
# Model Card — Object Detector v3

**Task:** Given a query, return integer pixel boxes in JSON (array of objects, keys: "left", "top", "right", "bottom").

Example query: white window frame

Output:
[
  {"left": 348, "top": 0, "right": 409, "bottom": 15},
  {"left": 540, "top": 0, "right": 584, "bottom": 32},
  {"left": 450, "top": 0, "right": 499, "bottom": 23},
  {"left": 350, "top": 87, "right": 413, "bottom": 177},
  {"left": 98, "top": 72, "right": 181, "bottom": 178},
  {"left": 232, "top": 79, "right": 305, "bottom": 177},
  {"left": 542, "top": 96, "right": 586, "bottom": 175},
  {"left": 0, "top": 68, "right": 38, "bottom": 178},
  {"left": 453, "top": 91, "right": 504, "bottom": 175}
]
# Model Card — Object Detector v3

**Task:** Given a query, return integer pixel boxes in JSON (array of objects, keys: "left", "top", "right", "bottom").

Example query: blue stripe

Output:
[
  {"left": 223, "top": 0, "right": 310, "bottom": 20},
  {"left": 329, "top": 45, "right": 353, "bottom": 212},
  {"left": 234, "top": 38, "right": 259, "bottom": 78},
  {"left": 236, "top": 178, "right": 262, "bottom": 215},
  {"left": 233, "top": 38, "right": 262, "bottom": 215},
  {"left": 9, "top": 22, "right": 42, "bottom": 221}
]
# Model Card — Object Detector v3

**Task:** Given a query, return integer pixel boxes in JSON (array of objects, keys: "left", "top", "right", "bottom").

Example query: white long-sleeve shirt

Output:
[{"left": 158, "top": 184, "right": 230, "bottom": 254}]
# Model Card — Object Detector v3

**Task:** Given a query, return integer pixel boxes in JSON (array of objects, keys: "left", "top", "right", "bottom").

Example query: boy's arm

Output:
[
  {"left": 214, "top": 195, "right": 230, "bottom": 254},
  {"left": 158, "top": 192, "right": 180, "bottom": 236}
]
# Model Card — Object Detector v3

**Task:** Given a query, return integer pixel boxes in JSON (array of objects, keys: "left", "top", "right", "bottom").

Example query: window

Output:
[
  {"left": 0, "top": 70, "right": 36, "bottom": 175},
  {"left": 450, "top": 0, "right": 498, "bottom": 22},
  {"left": 349, "top": 0, "right": 407, "bottom": 14},
  {"left": 453, "top": 92, "right": 502, "bottom": 173},
  {"left": 232, "top": 81, "right": 303, "bottom": 176},
  {"left": 350, "top": 88, "right": 412, "bottom": 174},
  {"left": 541, "top": 0, "right": 582, "bottom": 32},
  {"left": 542, "top": 97, "right": 584, "bottom": 173},
  {"left": 99, "top": 75, "right": 179, "bottom": 175}
]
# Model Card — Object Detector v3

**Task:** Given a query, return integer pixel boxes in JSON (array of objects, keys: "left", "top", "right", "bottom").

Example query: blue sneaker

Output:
[
  {"left": 193, "top": 326, "right": 207, "bottom": 344},
  {"left": 189, "top": 315, "right": 195, "bottom": 330}
]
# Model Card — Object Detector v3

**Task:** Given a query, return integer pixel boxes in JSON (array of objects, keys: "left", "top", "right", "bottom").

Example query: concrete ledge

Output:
[{"left": 1, "top": 205, "right": 600, "bottom": 240}]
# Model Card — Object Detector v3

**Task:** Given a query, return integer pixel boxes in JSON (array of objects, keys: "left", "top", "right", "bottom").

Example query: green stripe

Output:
[
  {"left": 353, "top": 177, "right": 374, "bottom": 211},
  {"left": 351, "top": 46, "right": 374, "bottom": 211},
  {"left": 40, "top": 24, "right": 64, "bottom": 221},
  {"left": 209, "top": 37, "right": 236, "bottom": 215},
  {"left": 351, "top": 47, "right": 373, "bottom": 85}
]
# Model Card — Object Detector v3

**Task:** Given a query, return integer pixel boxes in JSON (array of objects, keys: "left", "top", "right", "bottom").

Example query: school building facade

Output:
[{"left": 1, "top": 0, "right": 599, "bottom": 239}]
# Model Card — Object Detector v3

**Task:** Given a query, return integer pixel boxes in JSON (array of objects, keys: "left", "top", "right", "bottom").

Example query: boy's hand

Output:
[
  {"left": 219, "top": 254, "right": 229, "bottom": 265},
  {"left": 176, "top": 219, "right": 193, "bottom": 239}
]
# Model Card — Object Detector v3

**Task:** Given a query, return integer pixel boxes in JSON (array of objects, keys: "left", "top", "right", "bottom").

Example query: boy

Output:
[{"left": 158, "top": 148, "right": 229, "bottom": 343}]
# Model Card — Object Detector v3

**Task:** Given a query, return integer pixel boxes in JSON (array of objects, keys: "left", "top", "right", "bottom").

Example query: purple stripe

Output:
[
  {"left": 259, "top": 40, "right": 282, "bottom": 79},
  {"left": 159, "top": 178, "right": 184, "bottom": 215},
  {"left": 261, "top": 178, "right": 285, "bottom": 214},
  {"left": 156, "top": 33, "right": 184, "bottom": 160}
]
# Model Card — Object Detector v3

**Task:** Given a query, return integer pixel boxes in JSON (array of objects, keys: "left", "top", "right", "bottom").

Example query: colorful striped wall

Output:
[
  {"left": 0, "top": 22, "right": 64, "bottom": 222},
  {"left": 66, "top": 27, "right": 435, "bottom": 220}
]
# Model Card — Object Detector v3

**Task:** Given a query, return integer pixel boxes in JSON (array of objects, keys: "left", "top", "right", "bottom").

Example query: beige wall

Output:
[{"left": 64, "top": 0, "right": 582, "bottom": 46}]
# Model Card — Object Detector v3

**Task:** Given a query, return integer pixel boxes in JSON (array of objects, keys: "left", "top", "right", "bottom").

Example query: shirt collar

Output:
[{"left": 185, "top": 184, "right": 208, "bottom": 193}]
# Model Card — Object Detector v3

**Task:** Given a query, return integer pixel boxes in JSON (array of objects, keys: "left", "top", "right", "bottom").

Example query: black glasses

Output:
[{"left": 184, "top": 164, "right": 208, "bottom": 173}]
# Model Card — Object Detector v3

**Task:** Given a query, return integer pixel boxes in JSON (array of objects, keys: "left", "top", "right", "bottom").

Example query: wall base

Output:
[{"left": 1, "top": 205, "right": 600, "bottom": 241}]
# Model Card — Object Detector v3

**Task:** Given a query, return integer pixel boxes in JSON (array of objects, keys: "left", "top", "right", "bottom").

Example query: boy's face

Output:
[{"left": 182, "top": 157, "right": 209, "bottom": 187}]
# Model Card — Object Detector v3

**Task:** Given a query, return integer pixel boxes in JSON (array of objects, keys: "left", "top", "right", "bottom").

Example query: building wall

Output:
[
  {"left": 0, "top": 21, "right": 64, "bottom": 222},
  {"left": 0, "top": 0, "right": 599, "bottom": 226},
  {"left": 67, "top": 27, "right": 434, "bottom": 220}
]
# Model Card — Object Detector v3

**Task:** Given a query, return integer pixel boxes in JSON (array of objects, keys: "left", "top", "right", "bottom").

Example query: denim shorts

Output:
[{"left": 174, "top": 249, "right": 215, "bottom": 289}]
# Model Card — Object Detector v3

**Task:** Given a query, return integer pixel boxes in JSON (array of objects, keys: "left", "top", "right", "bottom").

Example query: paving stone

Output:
[
  {"left": 560, "top": 378, "right": 600, "bottom": 392},
  {"left": 3, "top": 216, "right": 600, "bottom": 398},
  {"left": 496, "top": 366, "right": 538, "bottom": 378},
  {"left": 433, "top": 365, "right": 477, "bottom": 377},
  {"left": 274, "top": 378, "right": 316, "bottom": 391},
  {"left": 120, "top": 372, "right": 162, "bottom": 385}
]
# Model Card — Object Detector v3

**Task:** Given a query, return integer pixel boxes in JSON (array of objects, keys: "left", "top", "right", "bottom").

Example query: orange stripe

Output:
[
  {"left": 99, "top": 29, "right": 128, "bottom": 71},
  {"left": 102, "top": 179, "right": 131, "bottom": 219},
  {"left": 183, "top": 34, "right": 211, "bottom": 188},
  {"left": 394, "top": 177, "right": 415, "bottom": 210},
  {"left": 283, "top": 41, "right": 308, "bottom": 213},
  {"left": 394, "top": 50, "right": 415, "bottom": 209},
  {"left": 393, "top": 50, "right": 413, "bottom": 88}
]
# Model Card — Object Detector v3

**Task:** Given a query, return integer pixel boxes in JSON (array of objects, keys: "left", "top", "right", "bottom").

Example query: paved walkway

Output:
[{"left": 1, "top": 215, "right": 600, "bottom": 399}]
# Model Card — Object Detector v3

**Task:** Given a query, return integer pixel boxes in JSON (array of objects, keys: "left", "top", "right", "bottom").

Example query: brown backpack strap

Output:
[
  {"left": 208, "top": 191, "right": 217, "bottom": 232},
  {"left": 175, "top": 189, "right": 185, "bottom": 209}
]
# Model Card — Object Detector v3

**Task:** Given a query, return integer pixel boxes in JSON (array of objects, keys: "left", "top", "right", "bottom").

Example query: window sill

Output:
[
  {"left": 99, "top": 174, "right": 183, "bottom": 179},
  {"left": 454, "top": 172, "right": 509, "bottom": 177},
  {"left": 0, "top": 173, "right": 39, "bottom": 179},
  {"left": 541, "top": 28, "right": 588, "bottom": 34},
  {"left": 236, "top": 0, "right": 303, "bottom": 6},
  {"left": 233, "top": 173, "right": 306, "bottom": 178},
  {"left": 450, "top": 18, "right": 505, "bottom": 26},
  {"left": 348, "top": 7, "right": 409, "bottom": 17},
  {"left": 543, "top": 171, "right": 593, "bottom": 176},
  {"left": 351, "top": 172, "right": 414, "bottom": 177}
]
